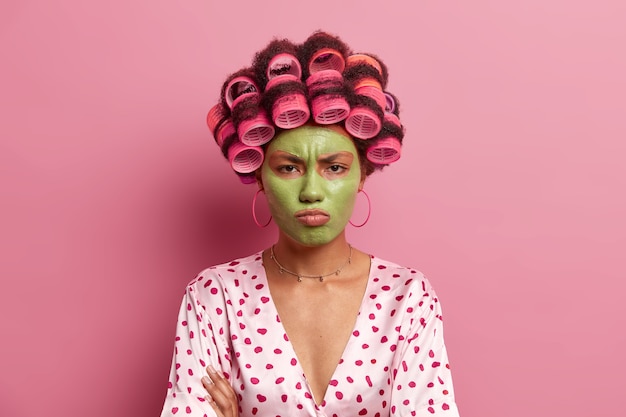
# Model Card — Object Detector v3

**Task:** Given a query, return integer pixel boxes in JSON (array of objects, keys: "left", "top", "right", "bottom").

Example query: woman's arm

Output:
[
  {"left": 161, "top": 279, "right": 233, "bottom": 417},
  {"left": 390, "top": 278, "right": 461, "bottom": 416}
]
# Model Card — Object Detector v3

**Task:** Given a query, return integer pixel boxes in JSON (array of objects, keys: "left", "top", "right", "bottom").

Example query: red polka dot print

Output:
[{"left": 160, "top": 253, "right": 459, "bottom": 416}]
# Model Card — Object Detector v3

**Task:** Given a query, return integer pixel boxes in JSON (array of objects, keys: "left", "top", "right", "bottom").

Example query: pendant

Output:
[{"left": 319, "top": 276, "right": 324, "bottom": 282}]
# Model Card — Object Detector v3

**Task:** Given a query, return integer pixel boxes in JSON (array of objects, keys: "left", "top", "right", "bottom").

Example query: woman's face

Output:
[{"left": 260, "top": 125, "right": 364, "bottom": 246}]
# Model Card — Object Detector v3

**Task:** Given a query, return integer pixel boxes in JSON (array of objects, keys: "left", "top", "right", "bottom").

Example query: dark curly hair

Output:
[{"left": 207, "top": 30, "right": 405, "bottom": 183}]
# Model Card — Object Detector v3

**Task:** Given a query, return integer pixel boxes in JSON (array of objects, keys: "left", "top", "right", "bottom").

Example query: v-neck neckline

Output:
[{"left": 255, "top": 252, "right": 376, "bottom": 409}]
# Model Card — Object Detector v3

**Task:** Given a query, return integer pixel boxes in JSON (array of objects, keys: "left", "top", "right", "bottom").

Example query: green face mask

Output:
[{"left": 260, "top": 126, "right": 363, "bottom": 246}]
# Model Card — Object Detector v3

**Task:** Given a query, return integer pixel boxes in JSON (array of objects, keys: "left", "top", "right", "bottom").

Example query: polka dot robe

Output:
[{"left": 160, "top": 253, "right": 460, "bottom": 416}]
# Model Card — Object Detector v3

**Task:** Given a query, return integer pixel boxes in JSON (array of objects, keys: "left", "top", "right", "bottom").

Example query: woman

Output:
[{"left": 161, "top": 31, "right": 460, "bottom": 417}]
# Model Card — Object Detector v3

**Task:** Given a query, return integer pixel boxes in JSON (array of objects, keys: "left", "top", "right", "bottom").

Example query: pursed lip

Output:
[{"left": 294, "top": 209, "right": 330, "bottom": 226}]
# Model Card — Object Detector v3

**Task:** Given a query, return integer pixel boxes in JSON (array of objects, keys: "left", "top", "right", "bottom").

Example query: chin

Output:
[{"left": 287, "top": 228, "right": 342, "bottom": 247}]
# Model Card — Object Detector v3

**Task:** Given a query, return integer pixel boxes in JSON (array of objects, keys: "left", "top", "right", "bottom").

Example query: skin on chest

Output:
[
  {"left": 268, "top": 272, "right": 369, "bottom": 404},
  {"left": 280, "top": 285, "right": 359, "bottom": 350}
]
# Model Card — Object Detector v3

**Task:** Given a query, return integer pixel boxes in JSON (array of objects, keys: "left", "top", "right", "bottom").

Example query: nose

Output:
[{"left": 299, "top": 171, "right": 325, "bottom": 203}]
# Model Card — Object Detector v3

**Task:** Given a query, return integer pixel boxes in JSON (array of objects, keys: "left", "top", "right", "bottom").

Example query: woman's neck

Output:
[{"left": 270, "top": 232, "right": 352, "bottom": 277}]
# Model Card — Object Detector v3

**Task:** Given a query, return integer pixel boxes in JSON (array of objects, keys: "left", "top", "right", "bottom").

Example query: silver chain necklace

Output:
[{"left": 269, "top": 244, "right": 353, "bottom": 282}]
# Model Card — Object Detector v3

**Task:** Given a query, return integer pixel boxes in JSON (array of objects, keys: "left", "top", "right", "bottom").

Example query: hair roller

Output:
[
  {"left": 353, "top": 78, "right": 386, "bottom": 110},
  {"left": 298, "top": 31, "right": 350, "bottom": 79},
  {"left": 214, "top": 119, "right": 235, "bottom": 147},
  {"left": 344, "top": 59, "right": 385, "bottom": 87},
  {"left": 220, "top": 129, "right": 264, "bottom": 173},
  {"left": 366, "top": 136, "right": 402, "bottom": 165},
  {"left": 235, "top": 172, "right": 257, "bottom": 184},
  {"left": 225, "top": 76, "right": 261, "bottom": 110},
  {"left": 238, "top": 111, "right": 275, "bottom": 146},
  {"left": 384, "top": 112, "right": 401, "bottom": 128},
  {"left": 231, "top": 95, "right": 275, "bottom": 146},
  {"left": 344, "top": 90, "right": 384, "bottom": 139},
  {"left": 227, "top": 140, "right": 265, "bottom": 174},
  {"left": 268, "top": 54, "right": 302, "bottom": 80},
  {"left": 344, "top": 63, "right": 386, "bottom": 111},
  {"left": 233, "top": 96, "right": 275, "bottom": 146},
  {"left": 365, "top": 119, "right": 404, "bottom": 164},
  {"left": 252, "top": 39, "right": 301, "bottom": 90},
  {"left": 384, "top": 91, "right": 400, "bottom": 116},
  {"left": 306, "top": 70, "right": 350, "bottom": 124},
  {"left": 220, "top": 130, "right": 238, "bottom": 159},
  {"left": 262, "top": 75, "right": 310, "bottom": 129},
  {"left": 346, "top": 53, "right": 388, "bottom": 88},
  {"left": 224, "top": 71, "right": 275, "bottom": 145},
  {"left": 366, "top": 137, "right": 401, "bottom": 164},
  {"left": 220, "top": 68, "right": 258, "bottom": 110},
  {"left": 206, "top": 103, "right": 230, "bottom": 136}
]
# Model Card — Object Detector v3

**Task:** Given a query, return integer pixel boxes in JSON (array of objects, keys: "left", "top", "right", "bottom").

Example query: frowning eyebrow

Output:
[
  {"left": 272, "top": 153, "right": 304, "bottom": 164},
  {"left": 318, "top": 152, "right": 354, "bottom": 164},
  {"left": 270, "top": 151, "right": 353, "bottom": 164}
]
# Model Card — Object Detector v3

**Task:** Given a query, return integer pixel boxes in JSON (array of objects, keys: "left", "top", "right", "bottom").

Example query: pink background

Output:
[{"left": 1, "top": 1, "right": 625, "bottom": 416}]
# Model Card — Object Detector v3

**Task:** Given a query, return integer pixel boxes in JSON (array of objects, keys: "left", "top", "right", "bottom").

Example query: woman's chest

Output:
[{"left": 226, "top": 304, "right": 404, "bottom": 417}]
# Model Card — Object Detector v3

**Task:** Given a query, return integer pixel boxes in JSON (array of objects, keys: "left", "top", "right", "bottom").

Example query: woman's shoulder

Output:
[
  {"left": 201, "top": 251, "right": 264, "bottom": 274},
  {"left": 369, "top": 255, "right": 444, "bottom": 321},
  {"left": 370, "top": 255, "right": 426, "bottom": 281},
  {"left": 186, "top": 251, "right": 264, "bottom": 289},
  {"left": 369, "top": 255, "right": 438, "bottom": 297}
]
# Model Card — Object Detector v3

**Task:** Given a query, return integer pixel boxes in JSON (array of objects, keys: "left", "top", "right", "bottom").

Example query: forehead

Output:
[{"left": 266, "top": 126, "right": 357, "bottom": 158}]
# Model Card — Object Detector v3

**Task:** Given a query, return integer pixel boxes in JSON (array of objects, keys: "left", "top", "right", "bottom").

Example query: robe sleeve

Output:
[
  {"left": 390, "top": 277, "right": 461, "bottom": 417},
  {"left": 160, "top": 278, "right": 232, "bottom": 417}
]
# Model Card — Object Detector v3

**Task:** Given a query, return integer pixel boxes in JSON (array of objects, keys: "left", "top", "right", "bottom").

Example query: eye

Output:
[
  {"left": 278, "top": 165, "right": 300, "bottom": 173},
  {"left": 328, "top": 164, "right": 347, "bottom": 173}
]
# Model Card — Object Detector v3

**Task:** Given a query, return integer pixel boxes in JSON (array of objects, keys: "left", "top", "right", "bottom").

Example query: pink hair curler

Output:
[
  {"left": 306, "top": 68, "right": 343, "bottom": 89},
  {"left": 227, "top": 141, "right": 264, "bottom": 173},
  {"left": 309, "top": 48, "right": 345, "bottom": 74},
  {"left": 267, "top": 53, "right": 302, "bottom": 80},
  {"left": 366, "top": 137, "right": 402, "bottom": 164},
  {"left": 265, "top": 75, "right": 310, "bottom": 129},
  {"left": 311, "top": 95, "right": 350, "bottom": 124},
  {"left": 384, "top": 112, "right": 401, "bottom": 129},
  {"left": 225, "top": 76, "right": 260, "bottom": 110},
  {"left": 306, "top": 70, "right": 350, "bottom": 124},
  {"left": 346, "top": 54, "right": 383, "bottom": 77},
  {"left": 384, "top": 92, "right": 396, "bottom": 114},
  {"left": 206, "top": 103, "right": 229, "bottom": 135},
  {"left": 354, "top": 84, "right": 386, "bottom": 111},
  {"left": 237, "top": 110, "right": 275, "bottom": 146},
  {"left": 345, "top": 107, "right": 382, "bottom": 139},
  {"left": 272, "top": 95, "right": 310, "bottom": 128},
  {"left": 239, "top": 174, "right": 257, "bottom": 185},
  {"left": 214, "top": 119, "right": 235, "bottom": 147},
  {"left": 353, "top": 77, "right": 382, "bottom": 90}
]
